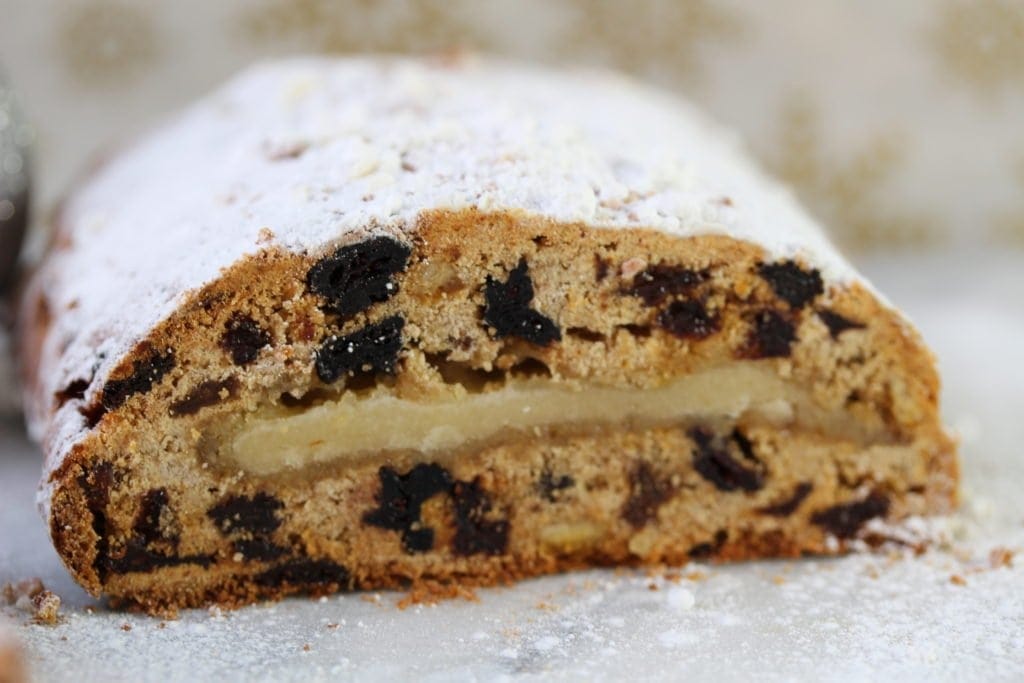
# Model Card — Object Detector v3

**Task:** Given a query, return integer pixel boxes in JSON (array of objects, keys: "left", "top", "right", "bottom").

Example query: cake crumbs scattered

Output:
[
  {"left": 302, "top": 643, "right": 311, "bottom": 652},
  {"left": 3, "top": 579, "right": 63, "bottom": 625},
  {"left": 396, "top": 581, "right": 479, "bottom": 610},
  {"left": 989, "top": 547, "right": 1014, "bottom": 569},
  {"left": 121, "top": 623, "right": 133, "bottom": 632},
  {"left": 30, "top": 591, "right": 62, "bottom": 626},
  {"left": 1, "top": 578, "right": 43, "bottom": 608}
]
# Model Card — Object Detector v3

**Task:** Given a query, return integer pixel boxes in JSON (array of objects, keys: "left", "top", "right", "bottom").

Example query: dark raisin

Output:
[
  {"left": 758, "top": 482, "right": 814, "bottom": 517},
  {"left": 758, "top": 261, "right": 823, "bottom": 309},
  {"left": 307, "top": 236, "right": 411, "bottom": 317},
  {"left": 108, "top": 487, "right": 210, "bottom": 575},
  {"left": 315, "top": 315, "right": 404, "bottom": 384},
  {"left": 595, "top": 255, "right": 610, "bottom": 282},
  {"left": 101, "top": 349, "right": 175, "bottom": 411},
  {"left": 622, "top": 461, "right": 674, "bottom": 528},
  {"left": 730, "top": 428, "right": 758, "bottom": 463},
  {"left": 169, "top": 377, "right": 239, "bottom": 417},
  {"left": 55, "top": 378, "right": 90, "bottom": 407},
  {"left": 566, "top": 327, "right": 605, "bottom": 343},
  {"left": 538, "top": 471, "right": 575, "bottom": 502},
  {"left": 363, "top": 463, "right": 452, "bottom": 554},
  {"left": 255, "top": 558, "right": 351, "bottom": 590},
  {"left": 451, "top": 478, "right": 510, "bottom": 556},
  {"left": 78, "top": 461, "right": 115, "bottom": 580},
  {"left": 221, "top": 315, "right": 270, "bottom": 366},
  {"left": 482, "top": 258, "right": 561, "bottom": 346},
  {"left": 811, "top": 493, "right": 890, "bottom": 539},
  {"left": 689, "top": 530, "right": 728, "bottom": 559},
  {"left": 208, "top": 493, "right": 284, "bottom": 536},
  {"left": 657, "top": 300, "right": 717, "bottom": 339},
  {"left": 401, "top": 527, "right": 436, "bottom": 553},
  {"left": 79, "top": 401, "right": 107, "bottom": 428},
  {"left": 818, "top": 310, "right": 866, "bottom": 339},
  {"left": 233, "top": 538, "right": 288, "bottom": 561},
  {"left": 626, "top": 265, "right": 706, "bottom": 306},
  {"left": 690, "top": 428, "right": 764, "bottom": 493},
  {"left": 105, "top": 542, "right": 213, "bottom": 574},
  {"left": 743, "top": 310, "right": 796, "bottom": 359},
  {"left": 133, "top": 488, "right": 173, "bottom": 544}
]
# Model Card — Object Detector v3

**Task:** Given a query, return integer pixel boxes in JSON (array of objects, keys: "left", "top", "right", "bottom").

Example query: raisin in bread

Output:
[{"left": 19, "top": 56, "right": 957, "bottom": 613}]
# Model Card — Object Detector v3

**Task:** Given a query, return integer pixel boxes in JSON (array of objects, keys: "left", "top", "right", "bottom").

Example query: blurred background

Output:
[{"left": 0, "top": 0, "right": 1022, "bottom": 256}]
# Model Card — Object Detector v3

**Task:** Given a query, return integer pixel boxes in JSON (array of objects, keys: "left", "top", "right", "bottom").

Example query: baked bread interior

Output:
[{"left": 20, "top": 56, "right": 957, "bottom": 613}]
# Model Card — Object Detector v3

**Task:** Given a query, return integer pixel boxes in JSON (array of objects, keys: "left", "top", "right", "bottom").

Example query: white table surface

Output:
[{"left": 2, "top": 250, "right": 1023, "bottom": 682}]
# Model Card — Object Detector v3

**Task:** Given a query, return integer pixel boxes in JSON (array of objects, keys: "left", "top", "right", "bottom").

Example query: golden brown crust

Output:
[{"left": 27, "top": 209, "right": 956, "bottom": 613}]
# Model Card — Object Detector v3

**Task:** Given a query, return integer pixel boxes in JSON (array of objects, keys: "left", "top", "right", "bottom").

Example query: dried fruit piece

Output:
[
  {"left": 622, "top": 461, "right": 674, "bottom": 528},
  {"left": 690, "top": 428, "right": 764, "bottom": 492},
  {"left": 55, "top": 378, "right": 90, "bottom": 407},
  {"left": 105, "top": 543, "right": 213, "bottom": 575},
  {"left": 451, "top": 478, "right": 510, "bottom": 556},
  {"left": 255, "top": 558, "right": 351, "bottom": 590},
  {"left": 758, "top": 482, "right": 814, "bottom": 516},
  {"left": 221, "top": 315, "right": 271, "bottom": 366},
  {"left": 208, "top": 493, "right": 284, "bottom": 536},
  {"left": 307, "top": 236, "right": 411, "bottom": 317},
  {"left": 364, "top": 463, "right": 452, "bottom": 554},
  {"left": 77, "top": 461, "right": 115, "bottom": 580},
  {"left": 101, "top": 349, "right": 175, "bottom": 410},
  {"left": 743, "top": 310, "right": 797, "bottom": 359},
  {"left": 657, "top": 300, "right": 717, "bottom": 339},
  {"left": 811, "top": 493, "right": 890, "bottom": 538},
  {"left": 169, "top": 377, "right": 239, "bottom": 417},
  {"left": 758, "top": 261, "right": 823, "bottom": 309},
  {"left": 315, "top": 315, "right": 405, "bottom": 383},
  {"left": 133, "top": 488, "right": 174, "bottom": 544},
  {"left": 483, "top": 258, "right": 561, "bottom": 346},
  {"left": 818, "top": 309, "right": 866, "bottom": 339},
  {"left": 626, "top": 264, "right": 706, "bottom": 306},
  {"left": 689, "top": 530, "right": 728, "bottom": 559},
  {"left": 233, "top": 538, "right": 288, "bottom": 561}
]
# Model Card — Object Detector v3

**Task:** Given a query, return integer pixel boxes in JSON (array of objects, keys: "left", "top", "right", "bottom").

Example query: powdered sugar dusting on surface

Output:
[{"left": 28, "top": 55, "right": 862, "bottom": 474}]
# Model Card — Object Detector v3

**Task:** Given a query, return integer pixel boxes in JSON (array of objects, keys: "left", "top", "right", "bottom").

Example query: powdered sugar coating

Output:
[{"left": 28, "top": 55, "right": 864, "bottom": 477}]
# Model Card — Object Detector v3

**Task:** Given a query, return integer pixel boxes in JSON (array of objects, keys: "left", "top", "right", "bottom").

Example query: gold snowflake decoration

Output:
[
  {"left": 58, "top": 0, "right": 159, "bottom": 87},
  {"left": 557, "top": 0, "right": 742, "bottom": 85},
  {"left": 241, "top": 0, "right": 478, "bottom": 54},
  {"left": 768, "top": 94, "right": 937, "bottom": 250},
  {"left": 930, "top": 0, "right": 1024, "bottom": 95}
]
